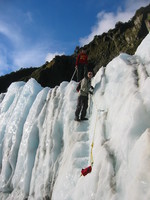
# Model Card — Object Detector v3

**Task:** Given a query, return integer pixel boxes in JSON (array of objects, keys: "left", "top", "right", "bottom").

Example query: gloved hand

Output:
[
  {"left": 89, "top": 91, "right": 93, "bottom": 95},
  {"left": 90, "top": 86, "right": 94, "bottom": 90},
  {"left": 89, "top": 86, "right": 94, "bottom": 95}
]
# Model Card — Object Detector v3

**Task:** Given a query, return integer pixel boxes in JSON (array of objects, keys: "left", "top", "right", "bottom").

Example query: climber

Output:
[
  {"left": 74, "top": 71, "right": 94, "bottom": 121},
  {"left": 75, "top": 48, "right": 88, "bottom": 82}
]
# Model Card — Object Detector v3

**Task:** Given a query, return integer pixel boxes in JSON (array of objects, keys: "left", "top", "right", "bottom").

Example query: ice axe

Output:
[{"left": 70, "top": 68, "right": 77, "bottom": 81}]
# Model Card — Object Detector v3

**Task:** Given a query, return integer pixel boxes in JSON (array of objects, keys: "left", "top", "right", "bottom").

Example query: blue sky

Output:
[{"left": 0, "top": 0, "right": 149, "bottom": 75}]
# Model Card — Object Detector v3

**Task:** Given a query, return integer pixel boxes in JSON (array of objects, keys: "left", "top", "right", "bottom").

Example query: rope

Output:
[
  {"left": 90, "top": 97, "right": 106, "bottom": 166},
  {"left": 90, "top": 109, "right": 98, "bottom": 166},
  {"left": 89, "top": 67, "right": 107, "bottom": 167}
]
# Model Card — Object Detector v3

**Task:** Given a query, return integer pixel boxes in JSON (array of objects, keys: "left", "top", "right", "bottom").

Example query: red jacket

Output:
[{"left": 76, "top": 52, "right": 88, "bottom": 66}]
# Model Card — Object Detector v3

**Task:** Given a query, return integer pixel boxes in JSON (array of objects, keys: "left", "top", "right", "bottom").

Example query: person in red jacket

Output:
[{"left": 75, "top": 49, "right": 88, "bottom": 82}]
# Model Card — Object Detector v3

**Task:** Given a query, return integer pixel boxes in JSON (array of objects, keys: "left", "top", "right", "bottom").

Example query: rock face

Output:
[
  {"left": 29, "top": 55, "right": 76, "bottom": 88},
  {"left": 0, "top": 4, "right": 150, "bottom": 93},
  {"left": 86, "top": 4, "right": 150, "bottom": 72}
]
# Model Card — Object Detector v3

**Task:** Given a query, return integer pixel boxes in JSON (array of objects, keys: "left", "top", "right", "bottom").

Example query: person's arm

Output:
[{"left": 85, "top": 54, "right": 88, "bottom": 64}]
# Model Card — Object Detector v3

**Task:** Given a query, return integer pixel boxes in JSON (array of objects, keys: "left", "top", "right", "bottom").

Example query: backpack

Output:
[{"left": 76, "top": 81, "right": 81, "bottom": 92}]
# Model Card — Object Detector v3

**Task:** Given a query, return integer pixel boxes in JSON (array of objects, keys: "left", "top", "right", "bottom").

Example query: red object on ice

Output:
[{"left": 81, "top": 166, "right": 92, "bottom": 176}]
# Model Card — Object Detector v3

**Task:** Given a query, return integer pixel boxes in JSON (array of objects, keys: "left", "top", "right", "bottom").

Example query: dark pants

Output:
[
  {"left": 75, "top": 95, "right": 88, "bottom": 119},
  {"left": 77, "top": 64, "right": 87, "bottom": 82}
]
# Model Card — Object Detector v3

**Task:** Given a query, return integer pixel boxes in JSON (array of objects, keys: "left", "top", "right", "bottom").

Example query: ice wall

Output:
[{"left": 0, "top": 34, "right": 150, "bottom": 200}]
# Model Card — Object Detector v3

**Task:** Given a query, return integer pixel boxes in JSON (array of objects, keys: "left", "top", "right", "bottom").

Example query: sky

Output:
[
  {"left": 0, "top": 33, "right": 150, "bottom": 199},
  {"left": 0, "top": 0, "right": 149, "bottom": 75}
]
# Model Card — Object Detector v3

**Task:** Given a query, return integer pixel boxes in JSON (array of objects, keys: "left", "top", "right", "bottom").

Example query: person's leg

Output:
[
  {"left": 77, "top": 64, "right": 84, "bottom": 81},
  {"left": 75, "top": 96, "right": 82, "bottom": 120},
  {"left": 77, "top": 67, "right": 81, "bottom": 82},
  {"left": 81, "top": 96, "right": 88, "bottom": 119},
  {"left": 84, "top": 64, "right": 88, "bottom": 77}
]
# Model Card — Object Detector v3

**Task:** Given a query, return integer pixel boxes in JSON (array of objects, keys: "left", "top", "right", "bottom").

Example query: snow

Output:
[{"left": 0, "top": 33, "right": 150, "bottom": 199}]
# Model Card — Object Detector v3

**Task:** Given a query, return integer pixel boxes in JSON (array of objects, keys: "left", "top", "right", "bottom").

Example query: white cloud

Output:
[
  {"left": 45, "top": 52, "right": 64, "bottom": 62},
  {"left": 12, "top": 47, "right": 64, "bottom": 70},
  {"left": 25, "top": 11, "right": 33, "bottom": 24},
  {"left": 125, "top": 0, "right": 149, "bottom": 12},
  {"left": 0, "top": 21, "right": 22, "bottom": 47},
  {"left": 79, "top": 10, "right": 133, "bottom": 45},
  {"left": 0, "top": 3, "right": 66, "bottom": 75},
  {"left": 80, "top": 1, "right": 149, "bottom": 46},
  {"left": 12, "top": 48, "right": 45, "bottom": 69},
  {"left": 0, "top": 19, "right": 64, "bottom": 74},
  {"left": 0, "top": 47, "right": 12, "bottom": 76}
]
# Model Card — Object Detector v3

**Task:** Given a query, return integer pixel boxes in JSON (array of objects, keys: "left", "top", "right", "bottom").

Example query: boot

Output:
[
  {"left": 80, "top": 117, "right": 88, "bottom": 121},
  {"left": 74, "top": 116, "right": 80, "bottom": 121}
]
